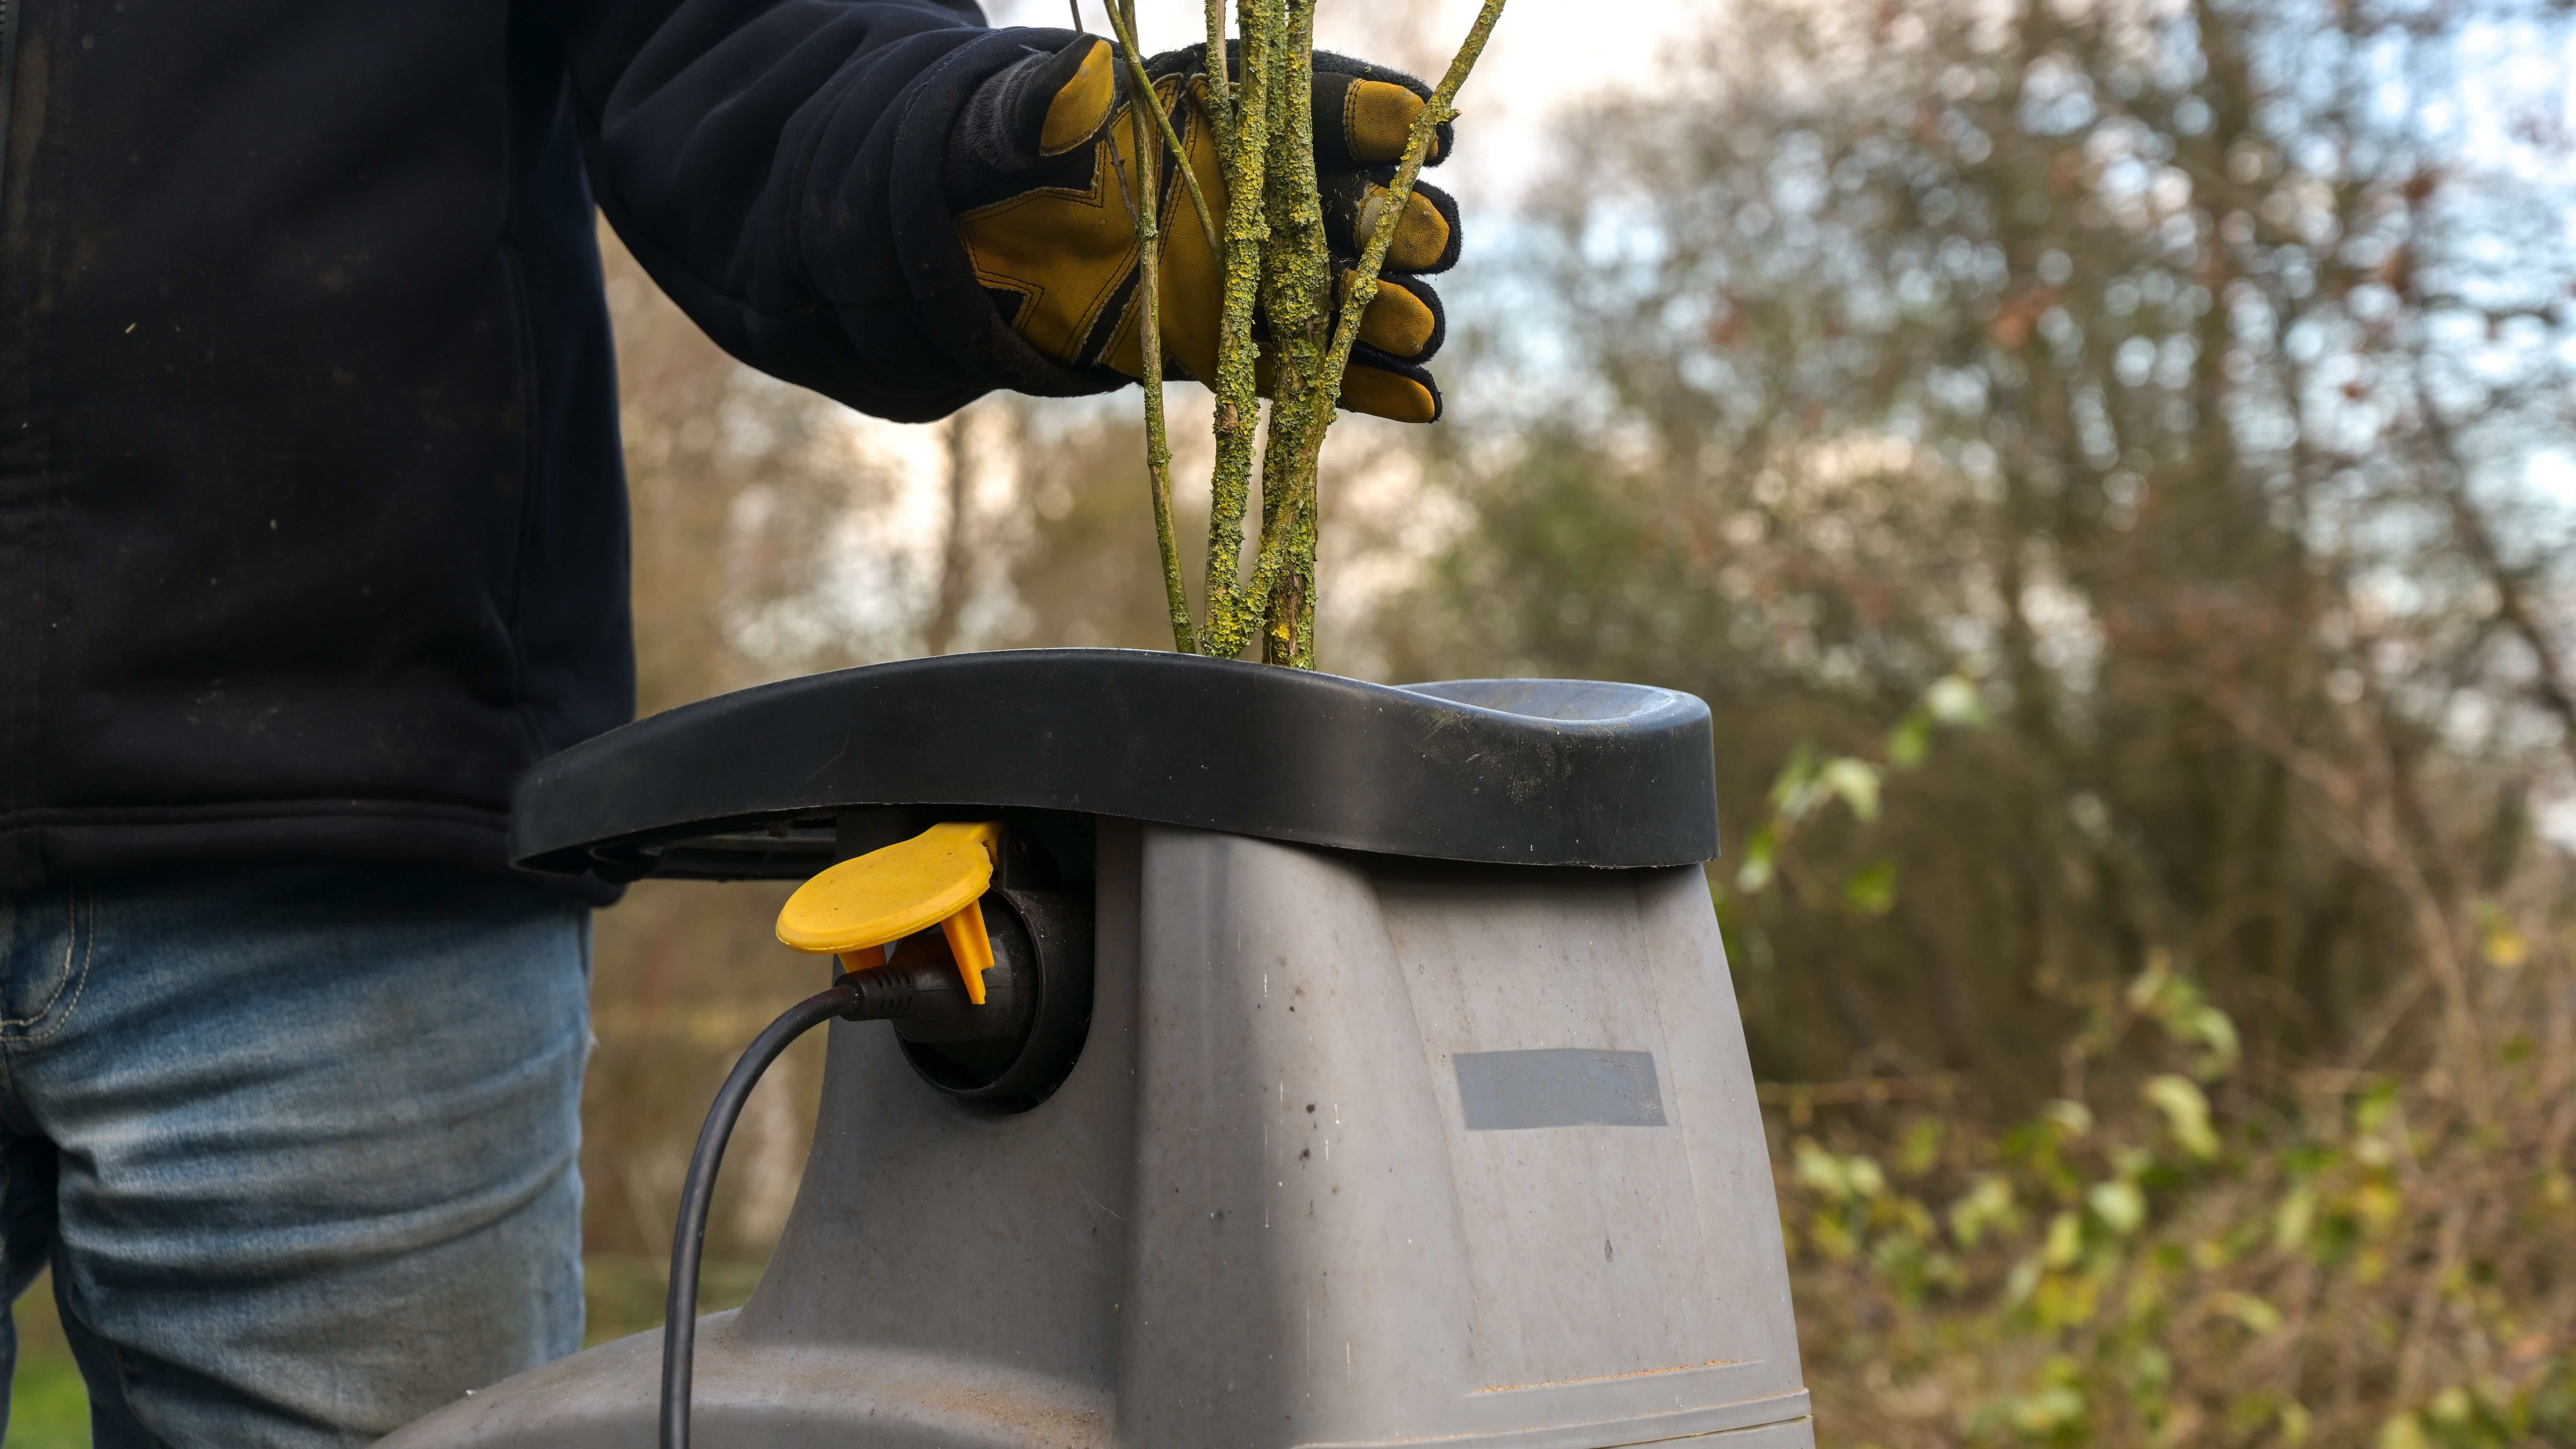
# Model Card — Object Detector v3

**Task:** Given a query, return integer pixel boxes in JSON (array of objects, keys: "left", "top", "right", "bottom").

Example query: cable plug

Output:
[{"left": 832, "top": 958, "right": 971, "bottom": 1022}]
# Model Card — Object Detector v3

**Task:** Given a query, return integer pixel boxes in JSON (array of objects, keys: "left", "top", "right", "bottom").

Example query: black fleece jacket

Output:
[{"left": 0, "top": 0, "right": 1108, "bottom": 894}]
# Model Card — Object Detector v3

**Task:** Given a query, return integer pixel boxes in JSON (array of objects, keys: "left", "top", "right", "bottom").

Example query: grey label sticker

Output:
[{"left": 1454, "top": 1049, "right": 1669, "bottom": 1130}]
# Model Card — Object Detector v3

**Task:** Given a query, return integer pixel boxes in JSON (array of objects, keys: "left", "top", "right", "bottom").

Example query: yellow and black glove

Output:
[{"left": 943, "top": 36, "right": 1460, "bottom": 423}]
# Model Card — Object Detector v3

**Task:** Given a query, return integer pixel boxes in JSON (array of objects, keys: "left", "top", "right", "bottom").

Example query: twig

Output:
[
  {"left": 1099, "top": 1, "right": 1221, "bottom": 258},
  {"left": 1254, "top": 0, "right": 1508, "bottom": 666},
  {"left": 1103, "top": 129, "right": 1140, "bottom": 228},
  {"left": 1203, "top": 0, "right": 1233, "bottom": 146},
  {"left": 1251, "top": 0, "right": 1328, "bottom": 665},
  {"left": 2410, "top": 363, "right": 2576, "bottom": 777},
  {"left": 1152, "top": 0, "right": 1506, "bottom": 667},
  {"left": 1107, "top": 0, "right": 1196, "bottom": 654},
  {"left": 1195, "top": 0, "right": 1279, "bottom": 658},
  {"left": 1313, "top": 0, "right": 1505, "bottom": 410}
]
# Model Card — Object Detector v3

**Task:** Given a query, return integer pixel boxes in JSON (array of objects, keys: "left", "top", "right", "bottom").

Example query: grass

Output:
[
  {"left": 8, "top": 1274, "right": 89, "bottom": 1448},
  {"left": 0, "top": 1258, "right": 770, "bottom": 1445}
]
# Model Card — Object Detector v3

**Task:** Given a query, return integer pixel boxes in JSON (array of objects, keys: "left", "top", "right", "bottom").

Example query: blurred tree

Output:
[
  {"left": 1379, "top": 0, "right": 2576, "bottom": 1104},
  {"left": 584, "top": 231, "right": 848, "bottom": 1266}
]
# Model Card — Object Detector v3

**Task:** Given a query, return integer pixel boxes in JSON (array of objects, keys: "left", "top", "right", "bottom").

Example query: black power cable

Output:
[
  {"left": 657, "top": 954, "right": 992, "bottom": 1448},
  {"left": 658, "top": 977, "right": 859, "bottom": 1449}
]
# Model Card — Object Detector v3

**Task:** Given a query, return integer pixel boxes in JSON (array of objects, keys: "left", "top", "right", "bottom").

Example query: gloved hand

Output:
[{"left": 944, "top": 36, "right": 1460, "bottom": 423}]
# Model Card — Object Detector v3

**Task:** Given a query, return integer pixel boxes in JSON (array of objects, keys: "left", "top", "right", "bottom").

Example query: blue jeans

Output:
[{"left": 0, "top": 865, "right": 591, "bottom": 1446}]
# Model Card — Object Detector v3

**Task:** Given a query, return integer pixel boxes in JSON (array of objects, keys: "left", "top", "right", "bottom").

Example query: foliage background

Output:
[{"left": 15, "top": 0, "right": 2576, "bottom": 1442}]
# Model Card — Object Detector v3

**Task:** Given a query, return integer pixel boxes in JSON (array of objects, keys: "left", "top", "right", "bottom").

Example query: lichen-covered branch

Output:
[
  {"left": 1314, "top": 0, "right": 1505, "bottom": 409},
  {"left": 1201, "top": 0, "right": 1233, "bottom": 150},
  {"left": 1104, "top": 0, "right": 1219, "bottom": 257},
  {"left": 1195, "top": 0, "right": 1278, "bottom": 659},
  {"left": 1120, "top": 0, "right": 1505, "bottom": 668},
  {"left": 1106, "top": 0, "right": 1196, "bottom": 654},
  {"left": 1251, "top": 0, "right": 1506, "bottom": 667},
  {"left": 1249, "top": 0, "right": 1327, "bottom": 665}
]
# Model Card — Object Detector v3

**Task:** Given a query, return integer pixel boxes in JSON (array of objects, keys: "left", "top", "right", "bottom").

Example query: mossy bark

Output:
[
  {"left": 1103, "top": 0, "right": 1195, "bottom": 654},
  {"left": 1126, "top": 0, "right": 1506, "bottom": 669},
  {"left": 1196, "top": 0, "right": 1278, "bottom": 660},
  {"left": 1250, "top": 0, "right": 1326, "bottom": 666},
  {"left": 1313, "top": 0, "right": 1505, "bottom": 414},
  {"left": 1201, "top": 0, "right": 1232, "bottom": 139}
]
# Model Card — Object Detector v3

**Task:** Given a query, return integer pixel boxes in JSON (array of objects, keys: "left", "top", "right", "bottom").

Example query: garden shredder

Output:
[{"left": 383, "top": 647, "right": 1814, "bottom": 1449}]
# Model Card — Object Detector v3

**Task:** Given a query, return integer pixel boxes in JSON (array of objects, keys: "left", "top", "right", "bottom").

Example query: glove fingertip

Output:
[
  {"left": 1319, "top": 173, "right": 1463, "bottom": 276},
  {"left": 1365, "top": 274, "right": 1448, "bottom": 361},
  {"left": 1341, "top": 355, "right": 1443, "bottom": 424},
  {"left": 1310, "top": 56, "right": 1458, "bottom": 169},
  {"left": 1372, "top": 180, "right": 1461, "bottom": 276},
  {"left": 1030, "top": 36, "right": 1119, "bottom": 156}
]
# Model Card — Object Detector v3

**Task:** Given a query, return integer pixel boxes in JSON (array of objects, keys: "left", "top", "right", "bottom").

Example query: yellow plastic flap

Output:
[{"left": 775, "top": 821, "right": 1002, "bottom": 1003}]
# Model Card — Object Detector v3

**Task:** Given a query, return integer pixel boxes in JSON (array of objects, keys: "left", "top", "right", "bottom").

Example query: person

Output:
[{"left": 0, "top": 0, "right": 1461, "bottom": 1440}]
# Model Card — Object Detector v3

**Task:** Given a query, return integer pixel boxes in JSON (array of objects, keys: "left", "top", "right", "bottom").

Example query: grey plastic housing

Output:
[{"left": 386, "top": 822, "right": 1812, "bottom": 1448}]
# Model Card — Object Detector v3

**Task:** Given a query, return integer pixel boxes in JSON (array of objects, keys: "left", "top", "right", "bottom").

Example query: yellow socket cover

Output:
[{"left": 774, "top": 821, "right": 1002, "bottom": 1004}]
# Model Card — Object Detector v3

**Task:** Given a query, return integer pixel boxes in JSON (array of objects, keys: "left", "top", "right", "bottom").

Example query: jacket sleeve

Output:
[{"left": 552, "top": 0, "right": 1114, "bottom": 421}]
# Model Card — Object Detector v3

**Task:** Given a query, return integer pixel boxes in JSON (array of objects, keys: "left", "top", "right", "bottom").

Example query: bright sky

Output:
[{"left": 982, "top": 0, "right": 1709, "bottom": 209}]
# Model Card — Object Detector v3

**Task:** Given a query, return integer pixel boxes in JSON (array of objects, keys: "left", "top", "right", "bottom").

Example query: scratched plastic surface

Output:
[{"left": 386, "top": 822, "right": 1812, "bottom": 1449}]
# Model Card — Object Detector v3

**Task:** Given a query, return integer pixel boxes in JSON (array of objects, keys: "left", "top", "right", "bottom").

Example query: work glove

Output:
[{"left": 944, "top": 36, "right": 1461, "bottom": 423}]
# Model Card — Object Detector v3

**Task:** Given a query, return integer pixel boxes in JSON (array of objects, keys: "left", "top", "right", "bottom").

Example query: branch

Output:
[
  {"left": 1202, "top": 0, "right": 1232, "bottom": 150},
  {"left": 1311, "top": 0, "right": 1506, "bottom": 414},
  {"left": 1250, "top": 0, "right": 1327, "bottom": 665},
  {"left": 1195, "top": 0, "right": 1281, "bottom": 658},
  {"left": 2411, "top": 373, "right": 2576, "bottom": 776},
  {"left": 1242, "top": 0, "right": 1507, "bottom": 667},
  {"left": 1100, "top": 1, "right": 1221, "bottom": 257},
  {"left": 1107, "top": 0, "right": 1196, "bottom": 654}
]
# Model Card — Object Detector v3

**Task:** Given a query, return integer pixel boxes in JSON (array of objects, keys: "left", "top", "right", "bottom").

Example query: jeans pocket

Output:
[{"left": 2, "top": 887, "right": 94, "bottom": 1042}]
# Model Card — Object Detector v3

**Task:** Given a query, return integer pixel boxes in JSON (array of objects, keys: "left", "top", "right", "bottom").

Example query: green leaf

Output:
[
  {"left": 1898, "top": 1116, "right": 1944, "bottom": 1176},
  {"left": 1845, "top": 1155, "right": 1887, "bottom": 1199},
  {"left": 1925, "top": 673, "right": 1988, "bottom": 726},
  {"left": 2143, "top": 1075, "right": 2219, "bottom": 1159},
  {"left": 2004, "top": 1253, "right": 2043, "bottom": 1304},
  {"left": 2217, "top": 1290, "right": 2284, "bottom": 1335},
  {"left": 1768, "top": 745, "right": 1820, "bottom": 818},
  {"left": 2355, "top": 1080, "right": 2401, "bottom": 1135},
  {"left": 1792, "top": 1138, "right": 1849, "bottom": 1200},
  {"left": 1948, "top": 1174, "right": 2016, "bottom": 1248},
  {"left": 2043, "top": 1099, "right": 2095, "bottom": 1140},
  {"left": 2041, "top": 1209, "right": 2083, "bottom": 1267},
  {"left": 2478, "top": 902, "right": 2531, "bottom": 968},
  {"left": 1733, "top": 825, "right": 1778, "bottom": 894},
  {"left": 2272, "top": 1186, "right": 2317, "bottom": 1251},
  {"left": 2088, "top": 1178, "right": 2146, "bottom": 1235},
  {"left": 2426, "top": 1386, "right": 2474, "bottom": 1426},
  {"left": 1818, "top": 757, "right": 1882, "bottom": 822},
  {"left": 1842, "top": 858, "right": 1899, "bottom": 916},
  {"left": 2125, "top": 948, "right": 2175, "bottom": 1011},
  {"left": 2186, "top": 1004, "right": 2242, "bottom": 1078},
  {"left": 2002, "top": 1359, "right": 2088, "bottom": 1434},
  {"left": 1886, "top": 711, "right": 1932, "bottom": 768}
]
